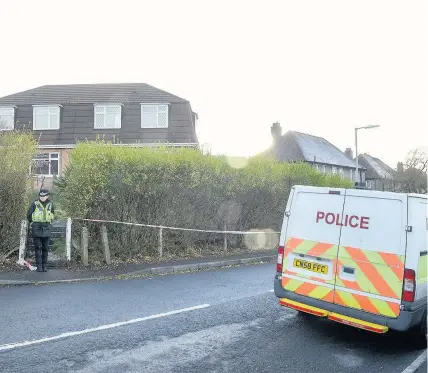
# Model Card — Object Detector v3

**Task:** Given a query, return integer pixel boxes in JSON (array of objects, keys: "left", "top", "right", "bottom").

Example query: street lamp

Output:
[{"left": 355, "top": 124, "right": 380, "bottom": 184}]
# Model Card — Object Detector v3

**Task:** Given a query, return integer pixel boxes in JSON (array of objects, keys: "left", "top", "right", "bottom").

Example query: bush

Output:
[
  {"left": 0, "top": 132, "right": 37, "bottom": 260},
  {"left": 56, "top": 142, "right": 353, "bottom": 260}
]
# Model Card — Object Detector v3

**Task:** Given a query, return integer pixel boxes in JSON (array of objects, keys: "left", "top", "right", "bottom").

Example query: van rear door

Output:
[
  {"left": 281, "top": 186, "right": 345, "bottom": 304},
  {"left": 334, "top": 190, "right": 407, "bottom": 318}
]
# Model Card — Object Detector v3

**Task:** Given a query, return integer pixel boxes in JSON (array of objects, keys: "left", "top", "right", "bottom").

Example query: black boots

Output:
[
  {"left": 35, "top": 249, "right": 43, "bottom": 272},
  {"left": 42, "top": 251, "right": 48, "bottom": 272},
  {"left": 35, "top": 249, "right": 48, "bottom": 272}
]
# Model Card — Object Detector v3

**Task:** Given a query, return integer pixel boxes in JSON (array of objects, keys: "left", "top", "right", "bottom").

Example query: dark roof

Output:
[
  {"left": 0, "top": 83, "right": 188, "bottom": 105},
  {"left": 358, "top": 154, "right": 396, "bottom": 179},
  {"left": 264, "top": 131, "right": 358, "bottom": 168}
]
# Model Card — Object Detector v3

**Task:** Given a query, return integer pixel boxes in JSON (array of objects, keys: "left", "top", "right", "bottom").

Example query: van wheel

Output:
[{"left": 414, "top": 311, "right": 427, "bottom": 348}]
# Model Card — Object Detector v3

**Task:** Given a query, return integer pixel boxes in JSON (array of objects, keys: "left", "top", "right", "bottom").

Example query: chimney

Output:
[
  {"left": 397, "top": 162, "right": 404, "bottom": 173},
  {"left": 345, "top": 148, "right": 353, "bottom": 159},
  {"left": 271, "top": 122, "right": 282, "bottom": 143}
]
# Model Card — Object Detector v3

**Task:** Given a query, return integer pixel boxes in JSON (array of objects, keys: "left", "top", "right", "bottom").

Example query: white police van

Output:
[{"left": 274, "top": 185, "right": 427, "bottom": 337}]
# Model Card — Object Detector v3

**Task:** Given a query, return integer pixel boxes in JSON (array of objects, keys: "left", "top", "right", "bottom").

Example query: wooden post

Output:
[
  {"left": 65, "top": 218, "right": 72, "bottom": 261},
  {"left": 223, "top": 223, "right": 228, "bottom": 251},
  {"left": 101, "top": 224, "right": 111, "bottom": 265},
  {"left": 81, "top": 227, "right": 89, "bottom": 266},
  {"left": 17, "top": 220, "right": 28, "bottom": 264},
  {"left": 158, "top": 227, "right": 163, "bottom": 258}
]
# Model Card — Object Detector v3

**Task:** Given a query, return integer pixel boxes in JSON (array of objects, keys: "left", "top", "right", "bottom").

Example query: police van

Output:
[{"left": 274, "top": 185, "right": 427, "bottom": 337}]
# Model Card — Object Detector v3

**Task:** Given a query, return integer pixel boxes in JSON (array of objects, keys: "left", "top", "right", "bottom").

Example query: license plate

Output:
[{"left": 293, "top": 259, "right": 328, "bottom": 274}]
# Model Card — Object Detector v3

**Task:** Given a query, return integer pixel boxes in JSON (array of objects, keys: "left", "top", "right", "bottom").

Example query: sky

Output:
[{"left": 0, "top": 0, "right": 426, "bottom": 167}]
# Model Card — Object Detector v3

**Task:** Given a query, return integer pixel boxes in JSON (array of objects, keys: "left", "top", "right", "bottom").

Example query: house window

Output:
[
  {"left": 32, "top": 153, "right": 60, "bottom": 176},
  {"left": 33, "top": 106, "right": 60, "bottom": 130},
  {"left": 339, "top": 168, "right": 344, "bottom": 178},
  {"left": 322, "top": 165, "right": 326, "bottom": 174},
  {"left": 0, "top": 107, "right": 15, "bottom": 130},
  {"left": 141, "top": 104, "right": 168, "bottom": 128},
  {"left": 366, "top": 180, "right": 372, "bottom": 189},
  {"left": 94, "top": 104, "right": 122, "bottom": 129},
  {"left": 332, "top": 167, "right": 337, "bottom": 175},
  {"left": 350, "top": 169, "right": 354, "bottom": 180}
]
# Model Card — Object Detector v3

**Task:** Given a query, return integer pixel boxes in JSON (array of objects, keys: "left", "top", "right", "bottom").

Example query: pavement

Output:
[
  {"left": 0, "top": 250, "right": 276, "bottom": 286},
  {"left": 0, "top": 262, "right": 426, "bottom": 373}
]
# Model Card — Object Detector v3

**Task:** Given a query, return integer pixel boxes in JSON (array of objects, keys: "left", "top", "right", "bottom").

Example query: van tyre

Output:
[
  {"left": 411, "top": 310, "right": 427, "bottom": 348},
  {"left": 419, "top": 311, "right": 427, "bottom": 346}
]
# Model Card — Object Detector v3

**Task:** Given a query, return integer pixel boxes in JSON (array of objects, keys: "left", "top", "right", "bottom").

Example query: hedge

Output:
[
  {"left": 0, "top": 132, "right": 37, "bottom": 260},
  {"left": 56, "top": 142, "right": 353, "bottom": 260}
]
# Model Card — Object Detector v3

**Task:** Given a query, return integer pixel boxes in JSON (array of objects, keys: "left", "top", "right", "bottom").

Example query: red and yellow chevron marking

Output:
[
  {"left": 282, "top": 237, "right": 405, "bottom": 318},
  {"left": 282, "top": 238, "right": 338, "bottom": 285},
  {"left": 334, "top": 289, "right": 400, "bottom": 318},
  {"left": 281, "top": 277, "right": 334, "bottom": 303},
  {"left": 284, "top": 238, "right": 338, "bottom": 259},
  {"left": 338, "top": 246, "right": 405, "bottom": 300}
]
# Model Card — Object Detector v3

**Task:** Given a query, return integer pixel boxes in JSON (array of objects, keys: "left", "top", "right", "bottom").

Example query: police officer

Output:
[{"left": 27, "top": 189, "right": 55, "bottom": 272}]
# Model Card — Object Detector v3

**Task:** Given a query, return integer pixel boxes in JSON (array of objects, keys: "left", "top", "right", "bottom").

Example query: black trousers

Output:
[
  {"left": 33, "top": 237, "right": 49, "bottom": 267},
  {"left": 33, "top": 237, "right": 49, "bottom": 253}
]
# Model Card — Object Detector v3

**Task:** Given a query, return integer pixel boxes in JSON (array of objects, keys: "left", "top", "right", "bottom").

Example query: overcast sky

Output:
[{"left": 1, "top": 0, "right": 426, "bottom": 166}]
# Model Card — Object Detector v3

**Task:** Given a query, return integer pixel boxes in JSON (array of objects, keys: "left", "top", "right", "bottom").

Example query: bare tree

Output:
[{"left": 397, "top": 148, "right": 427, "bottom": 194}]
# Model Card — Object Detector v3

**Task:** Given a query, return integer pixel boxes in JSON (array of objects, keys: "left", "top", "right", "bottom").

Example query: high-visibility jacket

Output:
[{"left": 32, "top": 200, "right": 54, "bottom": 223}]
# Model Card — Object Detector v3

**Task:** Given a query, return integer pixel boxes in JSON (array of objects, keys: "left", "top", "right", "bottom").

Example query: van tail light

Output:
[
  {"left": 277, "top": 246, "right": 284, "bottom": 273},
  {"left": 403, "top": 268, "right": 416, "bottom": 302}
]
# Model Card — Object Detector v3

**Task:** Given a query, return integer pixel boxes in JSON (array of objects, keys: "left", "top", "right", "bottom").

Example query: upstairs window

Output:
[
  {"left": 33, "top": 106, "right": 60, "bottom": 130},
  {"left": 0, "top": 107, "right": 15, "bottom": 130},
  {"left": 32, "top": 152, "right": 60, "bottom": 176},
  {"left": 94, "top": 104, "right": 122, "bottom": 129},
  {"left": 141, "top": 104, "right": 168, "bottom": 128}
]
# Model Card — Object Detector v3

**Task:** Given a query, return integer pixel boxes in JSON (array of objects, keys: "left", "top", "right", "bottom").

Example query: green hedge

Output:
[
  {"left": 56, "top": 142, "right": 353, "bottom": 259},
  {"left": 0, "top": 132, "right": 37, "bottom": 259}
]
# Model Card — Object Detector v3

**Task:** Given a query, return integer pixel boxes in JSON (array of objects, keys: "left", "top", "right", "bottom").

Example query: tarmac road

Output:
[{"left": 0, "top": 263, "right": 426, "bottom": 373}]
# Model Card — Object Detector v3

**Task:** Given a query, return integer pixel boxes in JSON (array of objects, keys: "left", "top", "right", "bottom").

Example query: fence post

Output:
[
  {"left": 101, "top": 224, "right": 111, "bottom": 265},
  {"left": 65, "top": 218, "right": 72, "bottom": 261},
  {"left": 17, "top": 220, "right": 28, "bottom": 264},
  {"left": 158, "top": 227, "right": 163, "bottom": 258},
  {"left": 223, "top": 223, "right": 228, "bottom": 251},
  {"left": 81, "top": 227, "right": 89, "bottom": 266}
]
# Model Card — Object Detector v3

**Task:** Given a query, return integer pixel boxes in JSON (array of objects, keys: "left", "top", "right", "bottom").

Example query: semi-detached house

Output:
[
  {"left": 261, "top": 122, "right": 366, "bottom": 182},
  {"left": 0, "top": 83, "right": 199, "bottom": 189}
]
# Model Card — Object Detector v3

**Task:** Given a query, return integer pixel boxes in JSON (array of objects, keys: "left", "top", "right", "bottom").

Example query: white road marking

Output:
[
  {"left": 0, "top": 304, "right": 210, "bottom": 352},
  {"left": 402, "top": 350, "right": 427, "bottom": 373}
]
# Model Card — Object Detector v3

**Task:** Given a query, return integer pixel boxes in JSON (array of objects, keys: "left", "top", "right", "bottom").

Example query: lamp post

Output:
[{"left": 355, "top": 124, "right": 380, "bottom": 184}]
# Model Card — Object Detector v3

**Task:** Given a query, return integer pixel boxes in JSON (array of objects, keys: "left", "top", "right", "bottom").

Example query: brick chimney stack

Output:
[
  {"left": 271, "top": 122, "right": 282, "bottom": 143},
  {"left": 345, "top": 148, "right": 353, "bottom": 159},
  {"left": 397, "top": 162, "right": 404, "bottom": 173}
]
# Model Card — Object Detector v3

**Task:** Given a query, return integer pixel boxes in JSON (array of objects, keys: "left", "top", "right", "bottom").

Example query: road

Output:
[{"left": 0, "top": 263, "right": 426, "bottom": 373}]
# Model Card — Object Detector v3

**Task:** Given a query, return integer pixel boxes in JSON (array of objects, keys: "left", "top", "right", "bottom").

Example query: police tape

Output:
[{"left": 72, "top": 218, "right": 280, "bottom": 235}]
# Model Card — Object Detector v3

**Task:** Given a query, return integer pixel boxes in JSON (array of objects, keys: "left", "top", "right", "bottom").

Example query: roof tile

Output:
[{"left": 0, "top": 83, "right": 188, "bottom": 105}]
